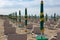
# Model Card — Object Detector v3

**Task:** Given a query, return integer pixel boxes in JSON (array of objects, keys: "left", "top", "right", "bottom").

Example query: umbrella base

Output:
[{"left": 36, "top": 35, "right": 48, "bottom": 40}]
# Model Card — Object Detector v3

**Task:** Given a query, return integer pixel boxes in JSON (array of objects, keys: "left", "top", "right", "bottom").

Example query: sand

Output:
[{"left": 0, "top": 18, "right": 59, "bottom": 40}]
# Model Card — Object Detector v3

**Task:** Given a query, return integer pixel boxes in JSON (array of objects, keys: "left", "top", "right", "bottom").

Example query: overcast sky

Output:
[{"left": 0, "top": 0, "right": 60, "bottom": 16}]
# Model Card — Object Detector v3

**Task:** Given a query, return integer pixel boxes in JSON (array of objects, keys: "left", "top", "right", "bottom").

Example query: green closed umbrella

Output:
[{"left": 36, "top": 0, "right": 48, "bottom": 40}]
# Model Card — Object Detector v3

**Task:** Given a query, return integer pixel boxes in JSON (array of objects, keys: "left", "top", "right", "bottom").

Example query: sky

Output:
[{"left": 0, "top": 0, "right": 60, "bottom": 16}]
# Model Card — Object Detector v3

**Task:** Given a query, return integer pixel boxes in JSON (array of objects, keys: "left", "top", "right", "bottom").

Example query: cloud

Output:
[
  {"left": 23, "top": 0, "right": 34, "bottom": 1},
  {"left": 0, "top": 0, "right": 40, "bottom": 8},
  {"left": 0, "top": 0, "right": 60, "bottom": 15},
  {"left": 44, "top": 7, "right": 60, "bottom": 16},
  {"left": 44, "top": 0, "right": 60, "bottom": 8},
  {"left": 0, "top": 0, "right": 60, "bottom": 8}
]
